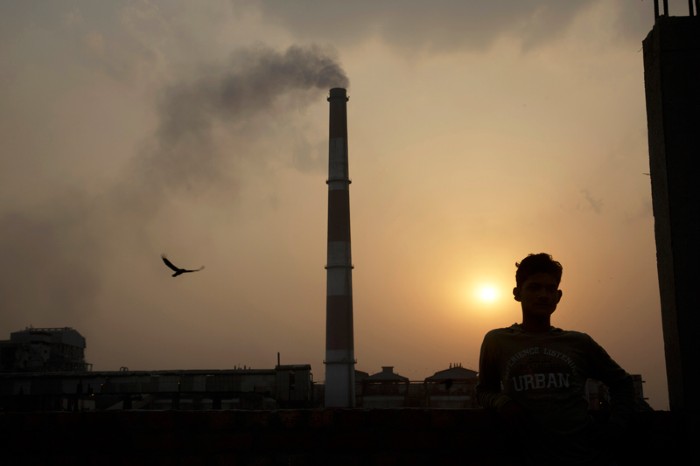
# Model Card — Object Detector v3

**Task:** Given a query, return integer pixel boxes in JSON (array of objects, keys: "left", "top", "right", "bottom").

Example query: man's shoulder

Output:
[
  {"left": 555, "top": 328, "right": 593, "bottom": 340},
  {"left": 484, "top": 324, "right": 520, "bottom": 339},
  {"left": 483, "top": 326, "right": 594, "bottom": 342}
]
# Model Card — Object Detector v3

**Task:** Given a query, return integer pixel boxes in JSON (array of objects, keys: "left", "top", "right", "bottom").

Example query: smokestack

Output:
[{"left": 324, "top": 87, "right": 356, "bottom": 407}]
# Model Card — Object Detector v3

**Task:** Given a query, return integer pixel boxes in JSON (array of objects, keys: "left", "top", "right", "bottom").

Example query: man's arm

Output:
[
  {"left": 586, "top": 335, "right": 636, "bottom": 424},
  {"left": 476, "top": 332, "right": 512, "bottom": 410},
  {"left": 476, "top": 332, "right": 528, "bottom": 429}
]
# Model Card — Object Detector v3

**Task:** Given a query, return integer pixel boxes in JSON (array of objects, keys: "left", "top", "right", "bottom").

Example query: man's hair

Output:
[{"left": 515, "top": 253, "right": 563, "bottom": 287}]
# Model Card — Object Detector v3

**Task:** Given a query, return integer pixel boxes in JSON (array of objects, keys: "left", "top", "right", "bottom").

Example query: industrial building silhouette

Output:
[{"left": 0, "top": 327, "right": 480, "bottom": 410}]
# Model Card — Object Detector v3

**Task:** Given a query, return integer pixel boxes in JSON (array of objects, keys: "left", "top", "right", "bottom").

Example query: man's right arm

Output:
[
  {"left": 476, "top": 332, "right": 527, "bottom": 429},
  {"left": 476, "top": 332, "right": 510, "bottom": 410}
]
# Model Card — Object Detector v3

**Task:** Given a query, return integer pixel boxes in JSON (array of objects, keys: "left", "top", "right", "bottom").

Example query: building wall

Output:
[
  {"left": 0, "top": 370, "right": 647, "bottom": 412},
  {"left": 0, "top": 409, "right": 691, "bottom": 465},
  {"left": 0, "top": 366, "right": 315, "bottom": 411},
  {"left": 643, "top": 14, "right": 700, "bottom": 411}
]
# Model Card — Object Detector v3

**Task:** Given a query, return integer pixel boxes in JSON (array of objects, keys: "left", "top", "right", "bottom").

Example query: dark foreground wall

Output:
[
  {"left": 0, "top": 409, "right": 693, "bottom": 466},
  {"left": 643, "top": 14, "right": 700, "bottom": 412}
]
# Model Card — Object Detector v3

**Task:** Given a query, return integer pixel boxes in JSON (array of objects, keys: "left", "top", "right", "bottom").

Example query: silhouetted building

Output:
[
  {"left": 0, "top": 327, "right": 90, "bottom": 373},
  {"left": 424, "top": 363, "right": 479, "bottom": 409},
  {"left": 360, "top": 366, "right": 409, "bottom": 408},
  {"left": 642, "top": 5, "right": 700, "bottom": 412},
  {"left": 0, "top": 364, "right": 314, "bottom": 412}
]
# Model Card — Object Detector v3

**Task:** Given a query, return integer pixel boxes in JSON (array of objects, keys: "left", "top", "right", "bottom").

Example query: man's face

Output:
[{"left": 513, "top": 272, "right": 562, "bottom": 318}]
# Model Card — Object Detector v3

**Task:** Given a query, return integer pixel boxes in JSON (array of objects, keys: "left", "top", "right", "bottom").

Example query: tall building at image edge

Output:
[
  {"left": 642, "top": 6, "right": 700, "bottom": 411},
  {"left": 324, "top": 87, "right": 356, "bottom": 408}
]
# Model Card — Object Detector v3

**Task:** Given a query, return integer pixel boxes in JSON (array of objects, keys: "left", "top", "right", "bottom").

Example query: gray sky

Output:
[{"left": 0, "top": 0, "right": 679, "bottom": 409}]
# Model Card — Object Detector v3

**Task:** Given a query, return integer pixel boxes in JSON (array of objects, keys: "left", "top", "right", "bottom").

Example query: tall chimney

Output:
[{"left": 324, "top": 87, "right": 356, "bottom": 407}]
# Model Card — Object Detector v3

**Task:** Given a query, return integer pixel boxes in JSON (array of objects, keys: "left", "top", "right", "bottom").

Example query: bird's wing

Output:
[
  {"left": 161, "top": 255, "right": 182, "bottom": 272},
  {"left": 183, "top": 265, "right": 205, "bottom": 273}
]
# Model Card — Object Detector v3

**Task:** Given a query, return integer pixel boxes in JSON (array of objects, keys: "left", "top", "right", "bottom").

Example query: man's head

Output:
[
  {"left": 513, "top": 253, "right": 563, "bottom": 322},
  {"left": 514, "top": 253, "right": 563, "bottom": 288}
]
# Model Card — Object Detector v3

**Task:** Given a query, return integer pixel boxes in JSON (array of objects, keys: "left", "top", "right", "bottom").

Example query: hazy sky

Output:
[{"left": 0, "top": 0, "right": 679, "bottom": 409}]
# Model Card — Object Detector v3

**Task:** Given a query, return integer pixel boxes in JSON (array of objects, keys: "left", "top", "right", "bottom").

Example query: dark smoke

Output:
[{"left": 139, "top": 44, "right": 348, "bottom": 193}]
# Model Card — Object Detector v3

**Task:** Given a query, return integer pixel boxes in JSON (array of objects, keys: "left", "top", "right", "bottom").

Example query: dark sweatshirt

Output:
[{"left": 476, "top": 323, "right": 635, "bottom": 465}]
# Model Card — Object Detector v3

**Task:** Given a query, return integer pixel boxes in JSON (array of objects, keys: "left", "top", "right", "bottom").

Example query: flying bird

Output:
[{"left": 161, "top": 254, "right": 205, "bottom": 277}]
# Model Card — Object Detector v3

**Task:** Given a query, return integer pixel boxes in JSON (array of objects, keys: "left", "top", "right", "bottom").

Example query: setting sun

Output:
[
  {"left": 477, "top": 285, "right": 498, "bottom": 303},
  {"left": 476, "top": 284, "right": 500, "bottom": 304},
  {"left": 454, "top": 274, "right": 510, "bottom": 311}
]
